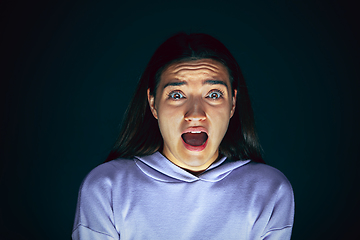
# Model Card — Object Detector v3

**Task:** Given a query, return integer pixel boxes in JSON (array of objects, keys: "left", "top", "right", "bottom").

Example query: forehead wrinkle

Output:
[
  {"left": 160, "top": 60, "right": 231, "bottom": 92},
  {"left": 172, "top": 64, "right": 221, "bottom": 74}
]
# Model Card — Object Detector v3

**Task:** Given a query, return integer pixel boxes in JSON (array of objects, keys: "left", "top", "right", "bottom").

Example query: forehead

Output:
[{"left": 161, "top": 59, "right": 230, "bottom": 81}]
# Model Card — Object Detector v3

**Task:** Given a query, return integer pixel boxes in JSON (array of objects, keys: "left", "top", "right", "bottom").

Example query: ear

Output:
[
  {"left": 147, "top": 88, "right": 158, "bottom": 119},
  {"left": 230, "top": 89, "right": 237, "bottom": 118}
]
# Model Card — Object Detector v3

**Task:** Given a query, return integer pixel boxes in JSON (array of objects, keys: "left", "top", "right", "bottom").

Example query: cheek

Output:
[
  {"left": 210, "top": 105, "right": 232, "bottom": 133},
  {"left": 214, "top": 115, "right": 230, "bottom": 131},
  {"left": 157, "top": 106, "right": 182, "bottom": 134}
]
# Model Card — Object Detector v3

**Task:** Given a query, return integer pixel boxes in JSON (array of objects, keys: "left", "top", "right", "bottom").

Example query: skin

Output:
[{"left": 147, "top": 59, "right": 237, "bottom": 172}]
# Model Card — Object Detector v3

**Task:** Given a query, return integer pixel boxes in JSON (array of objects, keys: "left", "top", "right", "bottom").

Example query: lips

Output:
[{"left": 181, "top": 127, "right": 208, "bottom": 151}]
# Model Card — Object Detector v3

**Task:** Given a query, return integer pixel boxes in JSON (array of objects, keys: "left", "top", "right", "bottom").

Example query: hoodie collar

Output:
[{"left": 134, "top": 152, "right": 250, "bottom": 183}]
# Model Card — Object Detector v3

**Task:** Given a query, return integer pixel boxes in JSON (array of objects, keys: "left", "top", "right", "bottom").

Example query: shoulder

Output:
[
  {"left": 79, "top": 158, "right": 137, "bottom": 192},
  {"left": 230, "top": 161, "right": 294, "bottom": 215},
  {"left": 235, "top": 163, "right": 295, "bottom": 236},
  {"left": 243, "top": 162, "right": 290, "bottom": 182},
  {"left": 231, "top": 161, "right": 293, "bottom": 194}
]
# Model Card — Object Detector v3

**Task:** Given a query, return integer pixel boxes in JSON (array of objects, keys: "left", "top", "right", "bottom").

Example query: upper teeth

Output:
[{"left": 190, "top": 131, "right": 201, "bottom": 133}]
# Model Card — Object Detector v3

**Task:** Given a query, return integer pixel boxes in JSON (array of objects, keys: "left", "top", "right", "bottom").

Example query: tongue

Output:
[{"left": 182, "top": 132, "right": 208, "bottom": 146}]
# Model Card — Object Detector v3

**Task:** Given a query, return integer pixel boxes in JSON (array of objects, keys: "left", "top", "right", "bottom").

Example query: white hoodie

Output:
[{"left": 72, "top": 151, "right": 294, "bottom": 240}]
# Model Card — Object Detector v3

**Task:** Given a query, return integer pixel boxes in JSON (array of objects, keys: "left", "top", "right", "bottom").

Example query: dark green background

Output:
[{"left": 2, "top": 1, "right": 359, "bottom": 239}]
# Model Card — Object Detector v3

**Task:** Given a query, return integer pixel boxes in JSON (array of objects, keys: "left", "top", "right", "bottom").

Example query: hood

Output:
[{"left": 134, "top": 151, "right": 250, "bottom": 183}]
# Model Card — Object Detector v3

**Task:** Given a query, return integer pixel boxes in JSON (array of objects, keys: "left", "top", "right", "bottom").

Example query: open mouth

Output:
[{"left": 181, "top": 132, "right": 208, "bottom": 147}]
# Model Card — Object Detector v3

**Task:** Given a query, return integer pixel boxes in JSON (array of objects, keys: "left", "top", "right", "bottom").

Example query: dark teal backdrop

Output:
[{"left": 2, "top": 1, "right": 359, "bottom": 239}]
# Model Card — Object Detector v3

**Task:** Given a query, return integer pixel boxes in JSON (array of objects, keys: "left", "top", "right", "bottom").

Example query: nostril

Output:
[
  {"left": 184, "top": 111, "right": 206, "bottom": 121},
  {"left": 184, "top": 116, "right": 206, "bottom": 121}
]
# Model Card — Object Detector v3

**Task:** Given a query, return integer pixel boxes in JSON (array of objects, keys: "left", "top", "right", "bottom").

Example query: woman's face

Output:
[{"left": 147, "top": 59, "right": 237, "bottom": 172}]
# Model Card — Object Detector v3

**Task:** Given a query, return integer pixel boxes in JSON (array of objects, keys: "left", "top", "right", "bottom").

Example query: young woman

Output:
[{"left": 72, "top": 33, "right": 294, "bottom": 240}]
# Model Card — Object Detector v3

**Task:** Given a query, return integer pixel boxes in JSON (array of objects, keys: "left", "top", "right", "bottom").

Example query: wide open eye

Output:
[
  {"left": 206, "top": 90, "right": 224, "bottom": 100},
  {"left": 168, "top": 91, "right": 185, "bottom": 100}
]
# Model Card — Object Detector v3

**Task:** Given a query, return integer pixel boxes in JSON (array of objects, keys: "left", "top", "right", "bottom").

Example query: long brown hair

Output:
[{"left": 105, "top": 33, "right": 264, "bottom": 163}]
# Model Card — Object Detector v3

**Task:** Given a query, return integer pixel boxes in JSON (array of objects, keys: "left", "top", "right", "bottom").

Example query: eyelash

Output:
[
  {"left": 206, "top": 89, "right": 224, "bottom": 100},
  {"left": 167, "top": 91, "right": 185, "bottom": 100},
  {"left": 167, "top": 89, "right": 224, "bottom": 100}
]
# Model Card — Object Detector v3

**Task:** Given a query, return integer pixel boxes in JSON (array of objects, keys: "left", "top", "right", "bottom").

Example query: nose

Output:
[{"left": 184, "top": 98, "right": 206, "bottom": 122}]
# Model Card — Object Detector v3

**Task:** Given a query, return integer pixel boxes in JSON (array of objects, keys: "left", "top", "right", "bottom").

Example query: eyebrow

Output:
[
  {"left": 163, "top": 81, "right": 187, "bottom": 89},
  {"left": 163, "top": 79, "right": 228, "bottom": 89},
  {"left": 204, "top": 80, "right": 228, "bottom": 88}
]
